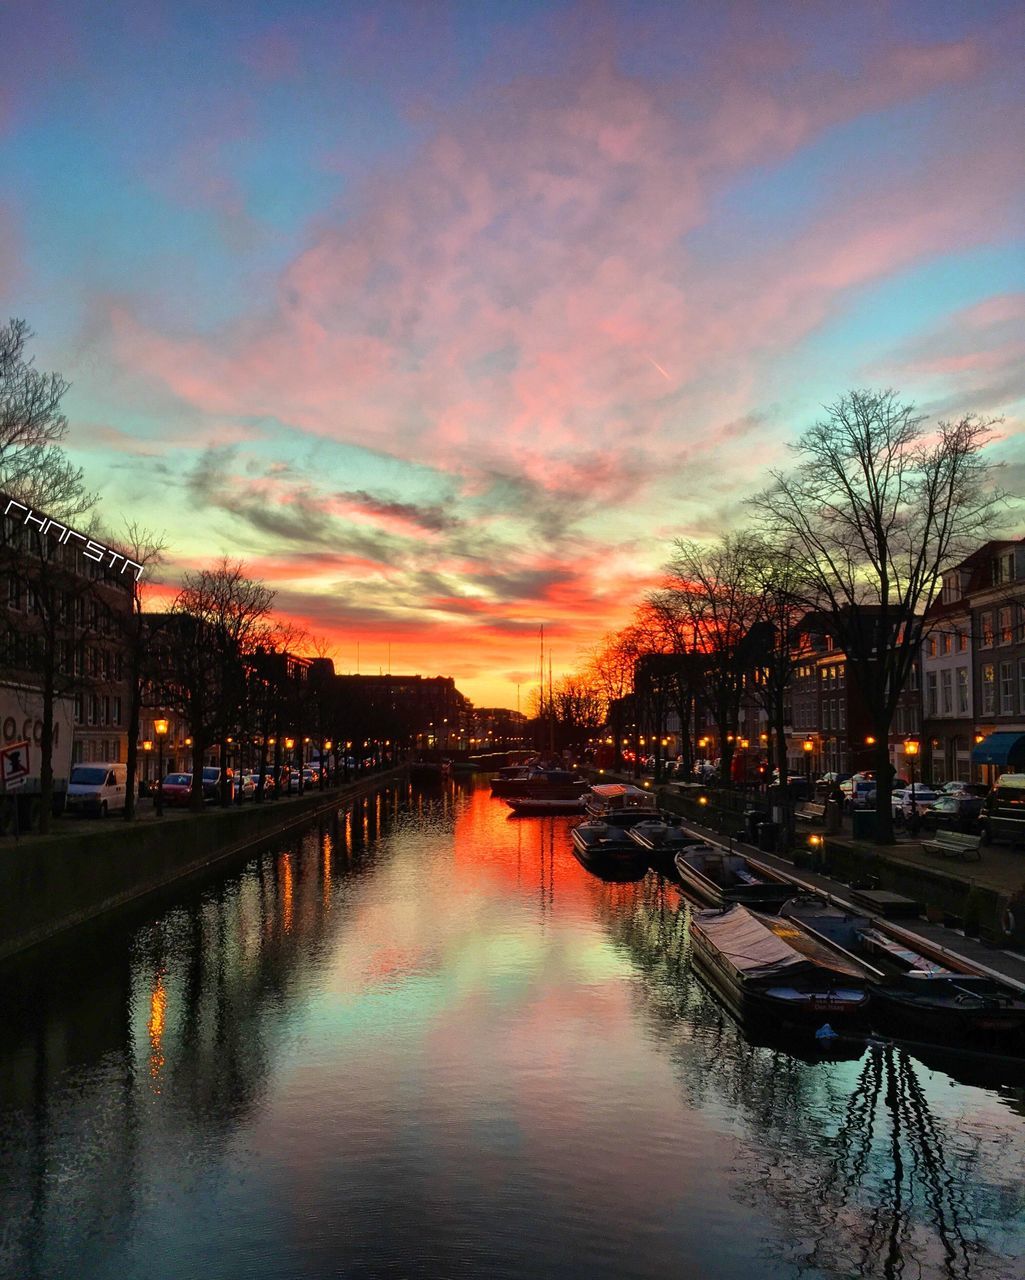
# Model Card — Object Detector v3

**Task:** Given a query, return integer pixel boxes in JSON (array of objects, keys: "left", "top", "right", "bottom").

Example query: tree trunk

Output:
[
  {"left": 124, "top": 649, "right": 141, "bottom": 821},
  {"left": 190, "top": 740, "right": 205, "bottom": 810},
  {"left": 873, "top": 732, "right": 895, "bottom": 844},
  {"left": 39, "top": 654, "right": 55, "bottom": 835}
]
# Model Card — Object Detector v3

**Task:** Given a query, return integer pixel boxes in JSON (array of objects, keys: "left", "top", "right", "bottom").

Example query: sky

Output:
[{"left": 1, "top": 0, "right": 1023, "bottom": 708}]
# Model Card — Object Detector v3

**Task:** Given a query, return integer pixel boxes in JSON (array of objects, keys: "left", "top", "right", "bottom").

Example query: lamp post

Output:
[
  {"left": 154, "top": 718, "right": 168, "bottom": 817},
  {"left": 905, "top": 738, "right": 920, "bottom": 833},
  {"left": 284, "top": 737, "right": 295, "bottom": 794},
  {"left": 803, "top": 736, "right": 814, "bottom": 796},
  {"left": 142, "top": 740, "right": 152, "bottom": 804}
]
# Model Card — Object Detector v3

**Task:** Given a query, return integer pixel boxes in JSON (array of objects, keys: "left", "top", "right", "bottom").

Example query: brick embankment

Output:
[{"left": 0, "top": 769, "right": 404, "bottom": 963}]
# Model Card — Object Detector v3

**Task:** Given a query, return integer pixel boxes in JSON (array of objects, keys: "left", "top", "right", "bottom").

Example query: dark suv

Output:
[{"left": 980, "top": 775, "right": 1025, "bottom": 845}]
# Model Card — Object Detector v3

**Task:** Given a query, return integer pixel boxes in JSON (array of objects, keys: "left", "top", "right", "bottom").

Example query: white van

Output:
[{"left": 66, "top": 762, "right": 128, "bottom": 817}]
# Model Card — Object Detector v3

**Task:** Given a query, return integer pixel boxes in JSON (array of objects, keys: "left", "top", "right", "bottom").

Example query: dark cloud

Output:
[{"left": 338, "top": 488, "right": 462, "bottom": 533}]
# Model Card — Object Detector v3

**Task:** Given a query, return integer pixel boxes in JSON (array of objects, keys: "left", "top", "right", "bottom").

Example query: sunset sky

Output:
[{"left": 2, "top": 0, "right": 1023, "bottom": 707}]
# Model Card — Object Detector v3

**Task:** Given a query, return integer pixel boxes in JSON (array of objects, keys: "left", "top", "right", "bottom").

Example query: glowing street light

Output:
[{"left": 154, "top": 717, "right": 168, "bottom": 816}]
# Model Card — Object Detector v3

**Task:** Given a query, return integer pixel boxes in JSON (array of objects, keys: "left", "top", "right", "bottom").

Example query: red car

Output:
[{"left": 160, "top": 773, "right": 194, "bottom": 806}]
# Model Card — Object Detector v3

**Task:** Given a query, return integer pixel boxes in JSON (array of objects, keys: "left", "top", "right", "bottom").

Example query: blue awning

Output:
[{"left": 971, "top": 732, "right": 1025, "bottom": 765}]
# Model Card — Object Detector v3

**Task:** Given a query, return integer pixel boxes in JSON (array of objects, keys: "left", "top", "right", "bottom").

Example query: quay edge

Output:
[{"left": 0, "top": 769, "right": 404, "bottom": 965}]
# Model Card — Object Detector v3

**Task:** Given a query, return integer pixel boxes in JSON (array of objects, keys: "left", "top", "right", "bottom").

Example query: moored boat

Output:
[
  {"left": 780, "top": 894, "right": 1025, "bottom": 1045},
  {"left": 571, "top": 819, "right": 649, "bottom": 863},
  {"left": 671, "top": 843, "right": 793, "bottom": 911},
  {"left": 583, "top": 783, "right": 658, "bottom": 826},
  {"left": 490, "top": 767, "right": 588, "bottom": 798},
  {"left": 688, "top": 904, "right": 871, "bottom": 1029},
  {"left": 504, "top": 794, "right": 587, "bottom": 816}
]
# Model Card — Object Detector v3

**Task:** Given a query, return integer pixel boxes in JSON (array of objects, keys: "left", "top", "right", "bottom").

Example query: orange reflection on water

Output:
[
  {"left": 148, "top": 973, "right": 167, "bottom": 1091},
  {"left": 322, "top": 832, "right": 332, "bottom": 910},
  {"left": 281, "top": 852, "right": 294, "bottom": 933}
]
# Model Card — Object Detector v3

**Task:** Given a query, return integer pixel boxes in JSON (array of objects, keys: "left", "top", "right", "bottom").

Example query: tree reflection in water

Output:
[{"left": 590, "top": 871, "right": 1025, "bottom": 1280}]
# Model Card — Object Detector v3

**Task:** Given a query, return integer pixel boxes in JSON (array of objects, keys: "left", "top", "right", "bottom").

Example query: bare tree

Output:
[
  {"left": 661, "top": 534, "right": 764, "bottom": 785},
  {"left": 158, "top": 560, "right": 274, "bottom": 809},
  {"left": 585, "top": 629, "right": 642, "bottom": 771},
  {"left": 751, "top": 389, "right": 1000, "bottom": 842},
  {"left": 0, "top": 319, "right": 92, "bottom": 513}
]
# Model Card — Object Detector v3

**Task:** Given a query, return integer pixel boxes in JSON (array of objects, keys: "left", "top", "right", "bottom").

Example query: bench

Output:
[
  {"left": 922, "top": 830, "right": 982, "bottom": 862},
  {"left": 795, "top": 802, "right": 826, "bottom": 823}
]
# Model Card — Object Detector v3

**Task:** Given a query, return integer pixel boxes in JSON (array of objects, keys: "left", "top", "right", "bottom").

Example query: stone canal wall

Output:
[{"left": 0, "top": 771, "right": 403, "bottom": 963}]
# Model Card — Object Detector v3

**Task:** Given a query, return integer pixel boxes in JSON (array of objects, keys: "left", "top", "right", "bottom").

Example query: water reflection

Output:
[
  {"left": 597, "top": 866, "right": 1025, "bottom": 1278},
  {"left": 0, "top": 779, "right": 1021, "bottom": 1280}
]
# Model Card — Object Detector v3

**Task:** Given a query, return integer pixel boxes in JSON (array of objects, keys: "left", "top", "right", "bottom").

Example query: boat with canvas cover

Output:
[
  {"left": 688, "top": 904, "right": 871, "bottom": 1028},
  {"left": 582, "top": 783, "right": 658, "bottom": 826},
  {"left": 669, "top": 842, "right": 793, "bottom": 911}
]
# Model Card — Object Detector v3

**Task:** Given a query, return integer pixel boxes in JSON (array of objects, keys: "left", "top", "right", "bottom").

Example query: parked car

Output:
[
  {"left": 980, "top": 774, "right": 1025, "bottom": 845},
  {"left": 201, "top": 766, "right": 235, "bottom": 802},
  {"left": 66, "top": 762, "right": 128, "bottom": 817},
  {"left": 815, "top": 772, "right": 851, "bottom": 792},
  {"left": 894, "top": 785, "right": 939, "bottom": 821},
  {"left": 238, "top": 773, "right": 258, "bottom": 800},
  {"left": 849, "top": 779, "right": 877, "bottom": 810},
  {"left": 920, "top": 794, "right": 985, "bottom": 834},
  {"left": 939, "top": 781, "right": 988, "bottom": 798},
  {"left": 160, "top": 773, "right": 194, "bottom": 806}
]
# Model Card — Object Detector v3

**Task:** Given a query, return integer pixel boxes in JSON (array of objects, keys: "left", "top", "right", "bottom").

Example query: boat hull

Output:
[
  {"left": 870, "top": 978, "right": 1025, "bottom": 1042},
  {"left": 505, "top": 796, "right": 586, "bottom": 816}
]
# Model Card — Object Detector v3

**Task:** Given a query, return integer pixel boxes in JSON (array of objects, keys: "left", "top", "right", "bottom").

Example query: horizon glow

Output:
[{"left": 2, "top": 1, "right": 1023, "bottom": 706}]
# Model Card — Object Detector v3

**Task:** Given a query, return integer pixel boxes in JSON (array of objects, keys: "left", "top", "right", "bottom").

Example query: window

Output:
[
  {"left": 1000, "top": 607, "right": 1014, "bottom": 645},
  {"left": 838, "top": 665, "right": 845, "bottom": 688},
  {"left": 982, "top": 664, "right": 996, "bottom": 716},
  {"left": 941, "top": 669, "right": 953, "bottom": 716},
  {"left": 957, "top": 666, "right": 969, "bottom": 715},
  {"left": 74, "top": 693, "right": 83, "bottom": 725},
  {"left": 941, "top": 632, "right": 952, "bottom": 655},
  {"left": 909, "top": 664, "right": 919, "bottom": 693},
  {"left": 7, "top": 576, "right": 21, "bottom": 610},
  {"left": 114, "top": 652, "right": 123, "bottom": 680},
  {"left": 981, "top": 612, "right": 994, "bottom": 648},
  {"left": 992, "top": 551, "right": 1015, "bottom": 585},
  {"left": 1000, "top": 662, "right": 1015, "bottom": 715},
  {"left": 895, "top": 706, "right": 905, "bottom": 734},
  {"left": 88, "top": 694, "right": 98, "bottom": 725},
  {"left": 838, "top": 700, "right": 846, "bottom": 730},
  {"left": 103, "top": 695, "right": 110, "bottom": 726},
  {"left": 113, "top": 696, "right": 122, "bottom": 726},
  {"left": 927, "top": 635, "right": 938, "bottom": 658},
  {"left": 926, "top": 671, "right": 938, "bottom": 717},
  {"left": 958, "top": 630, "right": 968, "bottom": 653}
]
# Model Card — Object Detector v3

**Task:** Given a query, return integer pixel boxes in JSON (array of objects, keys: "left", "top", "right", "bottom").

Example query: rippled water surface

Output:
[{"left": 2, "top": 779, "right": 1024, "bottom": 1280}]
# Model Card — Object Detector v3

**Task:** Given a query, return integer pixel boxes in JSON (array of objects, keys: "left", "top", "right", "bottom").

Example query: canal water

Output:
[{"left": 1, "top": 778, "right": 1023, "bottom": 1280}]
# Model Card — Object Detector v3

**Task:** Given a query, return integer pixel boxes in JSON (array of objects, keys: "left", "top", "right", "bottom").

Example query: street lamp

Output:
[
  {"left": 153, "top": 718, "right": 168, "bottom": 816},
  {"left": 803, "top": 737, "right": 814, "bottom": 793},
  {"left": 904, "top": 738, "right": 920, "bottom": 832}
]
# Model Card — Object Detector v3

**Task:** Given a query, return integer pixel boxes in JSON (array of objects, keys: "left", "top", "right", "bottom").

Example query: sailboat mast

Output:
[{"left": 548, "top": 652, "right": 554, "bottom": 756}]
